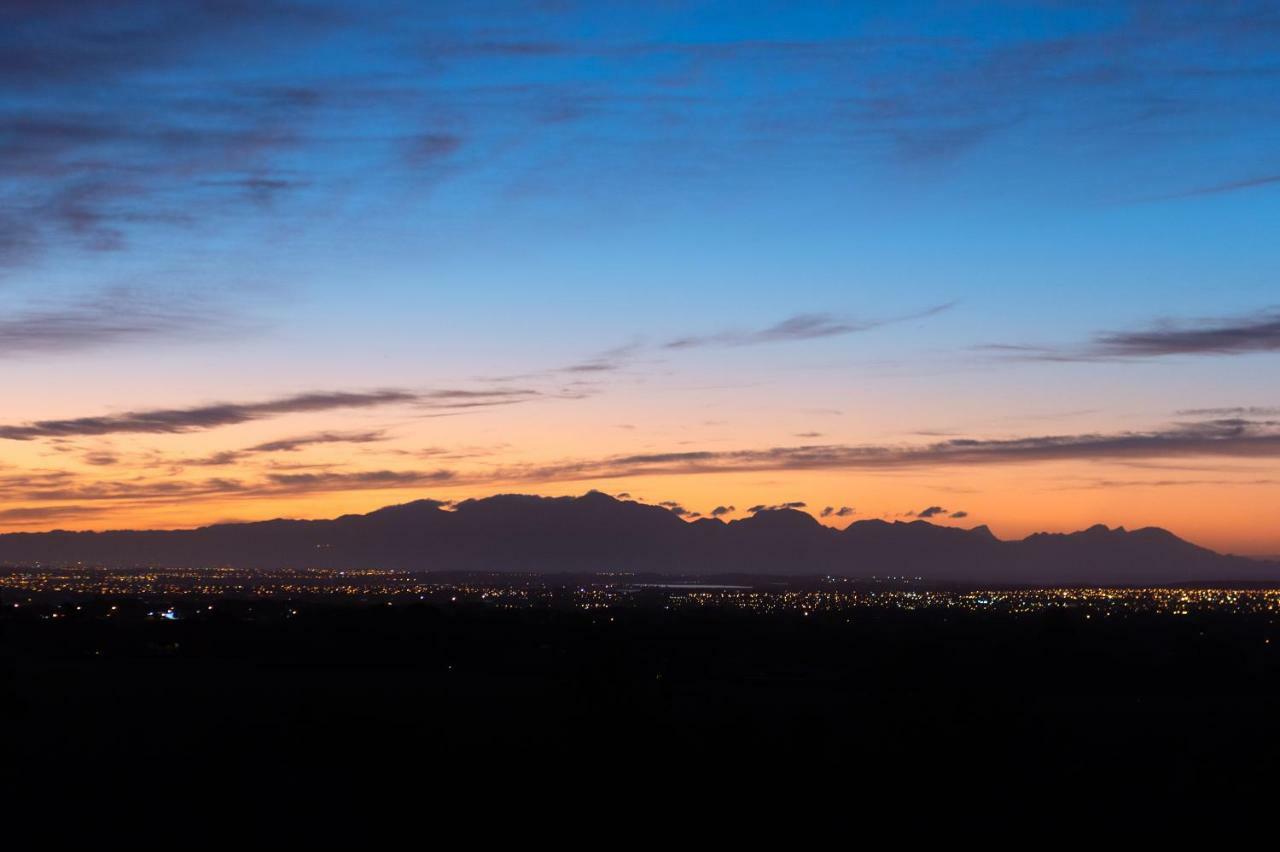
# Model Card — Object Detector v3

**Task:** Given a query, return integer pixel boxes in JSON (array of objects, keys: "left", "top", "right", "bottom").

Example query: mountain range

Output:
[{"left": 0, "top": 491, "right": 1274, "bottom": 584}]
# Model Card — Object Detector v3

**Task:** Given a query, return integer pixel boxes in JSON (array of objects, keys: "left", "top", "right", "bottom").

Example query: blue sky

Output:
[{"left": 2, "top": 1, "right": 1280, "bottom": 551}]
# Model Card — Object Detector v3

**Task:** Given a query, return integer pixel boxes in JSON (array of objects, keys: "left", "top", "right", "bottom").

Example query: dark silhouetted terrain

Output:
[
  {"left": 3, "top": 597, "right": 1279, "bottom": 810},
  {"left": 0, "top": 491, "right": 1274, "bottom": 584}
]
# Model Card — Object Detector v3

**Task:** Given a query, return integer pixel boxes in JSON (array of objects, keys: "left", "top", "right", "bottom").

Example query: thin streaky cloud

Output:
[
  {"left": 1092, "top": 310, "right": 1280, "bottom": 358},
  {"left": 986, "top": 308, "right": 1280, "bottom": 361},
  {"left": 1176, "top": 406, "right": 1280, "bottom": 417},
  {"left": 1053, "top": 477, "right": 1280, "bottom": 491},
  {"left": 0, "top": 504, "right": 104, "bottom": 523},
  {"left": 178, "top": 431, "right": 390, "bottom": 466},
  {"left": 0, "top": 391, "right": 416, "bottom": 441},
  {"left": 664, "top": 303, "right": 955, "bottom": 350},
  {"left": 0, "top": 387, "right": 555, "bottom": 441},
  {"left": 247, "top": 430, "right": 389, "bottom": 454},
  {"left": 262, "top": 470, "right": 456, "bottom": 490},
  {"left": 1137, "top": 173, "right": 1280, "bottom": 202},
  {"left": 5, "top": 418, "right": 1279, "bottom": 512},
  {"left": 482, "top": 418, "right": 1280, "bottom": 484},
  {"left": 509, "top": 304, "right": 954, "bottom": 381},
  {"left": 0, "top": 287, "right": 242, "bottom": 358},
  {"left": 0, "top": 468, "right": 458, "bottom": 504}
]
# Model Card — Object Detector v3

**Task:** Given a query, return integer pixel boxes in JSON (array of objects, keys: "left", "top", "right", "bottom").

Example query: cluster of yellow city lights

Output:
[{"left": 2, "top": 566, "right": 1279, "bottom": 618}]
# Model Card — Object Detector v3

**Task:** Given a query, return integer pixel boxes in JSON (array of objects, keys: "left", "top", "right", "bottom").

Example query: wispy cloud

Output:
[
  {"left": 1054, "top": 477, "right": 1280, "bottom": 491},
  {"left": 82, "top": 452, "right": 120, "bottom": 467},
  {"left": 0, "top": 1, "right": 339, "bottom": 267},
  {"left": 482, "top": 417, "right": 1280, "bottom": 483},
  {"left": 657, "top": 500, "right": 698, "bottom": 518},
  {"left": 0, "top": 387, "right": 552, "bottom": 442},
  {"left": 665, "top": 313, "right": 868, "bottom": 349},
  {"left": 178, "top": 430, "right": 390, "bottom": 466},
  {"left": 0, "top": 504, "right": 109, "bottom": 525},
  {"left": 3, "top": 416, "right": 1276, "bottom": 521},
  {"left": 5, "top": 0, "right": 1276, "bottom": 280},
  {"left": 747, "top": 501, "right": 807, "bottom": 513},
  {"left": 247, "top": 431, "right": 388, "bottom": 454},
  {"left": 0, "top": 391, "right": 414, "bottom": 441},
  {"left": 905, "top": 506, "right": 968, "bottom": 520},
  {"left": 0, "top": 466, "right": 457, "bottom": 505},
  {"left": 987, "top": 308, "right": 1280, "bottom": 361},
  {"left": 1090, "top": 310, "right": 1280, "bottom": 358},
  {"left": 262, "top": 470, "right": 456, "bottom": 491},
  {"left": 1137, "top": 173, "right": 1280, "bottom": 202},
  {"left": 664, "top": 304, "right": 954, "bottom": 350},
  {"left": 0, "top": 287, "right": 241, "bottom": 358},
  {"left": 418, "top": 389, "right": 541, "bottom": 407},
  {"left": 492, "top": 305, "right": 953, "bottom": 383},
  {"left": 1176, "top": 406, "right": 1280, "bottom": 417}
]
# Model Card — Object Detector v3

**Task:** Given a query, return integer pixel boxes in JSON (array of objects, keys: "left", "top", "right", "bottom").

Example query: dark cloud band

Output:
[
  {"left": 484, "top": 418, "right": 1280, "bottom": 483},
  {"left": 0, "top": 391, "right": 415, "bottom": 440},
  {"left": 988, "top": 308, "right": 1280, "bottom": 361}
]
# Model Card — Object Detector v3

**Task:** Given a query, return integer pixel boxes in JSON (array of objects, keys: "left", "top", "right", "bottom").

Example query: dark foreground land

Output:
[{"left": 4, "top": 580, "right": 1280, "bottom": 816}]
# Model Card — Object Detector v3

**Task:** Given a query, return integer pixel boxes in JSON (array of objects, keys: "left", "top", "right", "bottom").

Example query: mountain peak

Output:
[
  {"left": 0, "top": 495, "right": 1270, "bottom": 583},
  {"left": 732, "top": 508, "right": 824, "bottom": 531},
  {"left": 365, "top": 498, "right": 451, "bottom": 516}
]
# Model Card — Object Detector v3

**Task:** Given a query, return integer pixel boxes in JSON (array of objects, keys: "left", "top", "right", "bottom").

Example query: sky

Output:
[{"left": 2, "top": 0, "right": 1280, "bottom": 554}]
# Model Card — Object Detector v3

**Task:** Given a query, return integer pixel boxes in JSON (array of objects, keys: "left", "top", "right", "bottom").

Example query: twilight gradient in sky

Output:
[{"left": 3, "top": 1, "right": 1280, "bottom": 554}]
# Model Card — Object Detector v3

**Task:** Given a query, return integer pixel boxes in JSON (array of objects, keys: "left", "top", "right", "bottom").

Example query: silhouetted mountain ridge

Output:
[{"left": 0, "top": 491, "right": 1274, "bottom": 583}]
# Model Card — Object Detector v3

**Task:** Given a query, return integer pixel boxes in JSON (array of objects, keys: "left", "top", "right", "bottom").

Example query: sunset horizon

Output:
[
  {"left": 5, "top": 3, "right": 1279, "bottom": 559},
  {"left": 6, "top": 0, "right": 1280, "bottom": 811},
  {"left": 4, "top": 379, "right": 1278, "bottom": 555}
]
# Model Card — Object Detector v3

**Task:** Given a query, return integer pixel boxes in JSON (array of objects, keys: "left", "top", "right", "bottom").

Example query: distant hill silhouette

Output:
[{"left": 0, "top": 491, "right": 1274, "bottom": 583}]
